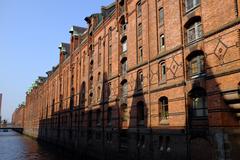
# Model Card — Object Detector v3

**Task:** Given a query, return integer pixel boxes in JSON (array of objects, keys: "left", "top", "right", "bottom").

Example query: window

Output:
[
  {"left": 107, "top": 82, "right": 112, "bottom": 98},
  {"left": 70, "top": 88, "right": 74, "bottom": 110},
  {"left": 89, "top": 63, "right": 93, "bottom": 74},
  {"left": 89, "top": 78, "right": 93, "bottom": 89},
  {"left": 189, "top": 88, "right": 208, "bottom": 117},
  {"left": 137, "top": 23, "right": 142, "bottom": 37},
  {"left": 122, "top": 40, "right": 127, "bottom": 53},
  {"left": 109, "top": 62, "right": 112, "bottom": 77},
  {"left": 166, "top": 136, "right": 171, "bottom": 152},
  {"left": 159, "top": 8, "right": 164, "bottom": 25},
  {"left": 82, "top": 51, "right": 86, "bottom": 76},
  {"left": 98, "top": 52, "right": 101, "bottom": 66},
  {"left": 107, "top": 107, "right": 112, "bottom": 125},
  {"left": 97, "top": 72, "right": 101, "bottom": 82},
  {"left": 71, "top": 74, "right": 74, "bottom": 86},
  {"left": 97, "top": 86, "right": 101, "bottom": 100},
  {"left": 109, "top": 27, "right": 112, "bottom": 40},
  {"left": 159, "top": 97, "right": 169, "bottom": 122},
  {"left": 137, "top": 70, "right": 144, "bottom": 89},
  {"left": 121, "top": 24, "right": 127, "bottom": 34},
  {"left": 121, "top": 81, "right": 128, "bottom": 97},
  {"left": 98, "top": 37, "right": 102, "bottom": 49},
  {"left": 159, "top": 62, "right": 166, "bottom": 82},
  {"left": 137, "top": 1, "right": 142, "bottom": 16},
  {"left": 160, "top": 34, "right": 165, "bottom": 50},
  {"left": 98, "top": 37, "right": 102, "bottom": 66},
  {"left": 187, "top": 51, "right": 204, "bottom": 77},
  {"left": 89, "top": 92, "right": 93, "bottom": 104},
  {"left": 51, "top": 99, "right": 55, "bottom": 115},
  {"left": 138, "top": 46, "right": 143, "bottom": 64},
  {"left": 185, "top": 0, "right": 200, "bottom": 12},
  {"left": 121, "top": 59, "right": 127, "bottom": 75},
  {"left": 137, "top": 101, "right": 144, "bottom": 125},
  {"left": 108, "top": 43, "right": 112, "bottom": 78},
  {"left": 187, "top": 21, "right": 202, "bottom": 43},
  {"left": 96, "top": 109, "right": 101, "bottom": 126},
  {"left": 159, "top": 136, "right": 164, "bottom": 151},
  {"left": 80, "top": 82, "right": 86, "bottom": 108},
  {"left": 109, "top": 44, "right": 112, "bottom": 58}
]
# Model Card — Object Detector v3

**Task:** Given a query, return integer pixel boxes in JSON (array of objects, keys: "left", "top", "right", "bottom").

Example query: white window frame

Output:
[
  {"left": 122, "top": 40, "right": 127, "bottom": 53},
  {"left": 160, "top": 34, "right": 165, "bottom": 50},
  {"left": 187, "top": 21, "right": 202, "bottom": 43}
]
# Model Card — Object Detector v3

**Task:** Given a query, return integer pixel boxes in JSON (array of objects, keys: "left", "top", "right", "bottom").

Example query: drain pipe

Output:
[{"left": 146, "top": 1, "right": 153, "bottom": 160}]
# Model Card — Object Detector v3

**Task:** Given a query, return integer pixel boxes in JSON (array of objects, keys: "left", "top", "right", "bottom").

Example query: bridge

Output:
[{"left": 0, "top": 123, "right": 23, "bottom": 133}]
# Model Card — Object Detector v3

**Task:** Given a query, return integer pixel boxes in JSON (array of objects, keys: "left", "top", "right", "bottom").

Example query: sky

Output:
[{"left": 0, "top": 0, "right": 114, "bottom": 122}]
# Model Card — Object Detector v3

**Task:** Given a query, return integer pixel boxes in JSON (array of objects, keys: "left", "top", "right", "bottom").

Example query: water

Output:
[{"left": 0, "top": 130, "right": 82, "bottom": 160}]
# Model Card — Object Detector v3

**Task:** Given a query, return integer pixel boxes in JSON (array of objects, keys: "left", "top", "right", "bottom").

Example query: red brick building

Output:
[
  {"left": 12, "top": 0, "right": 240, "bottom": 159},
  {"left": 12, "top": 104, "right": 25, "bottom": 128}
]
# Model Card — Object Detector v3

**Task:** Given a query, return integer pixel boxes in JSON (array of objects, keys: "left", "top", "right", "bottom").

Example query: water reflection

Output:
[{"left": 0, "top": 130, "right": 86, "bottom": 160}]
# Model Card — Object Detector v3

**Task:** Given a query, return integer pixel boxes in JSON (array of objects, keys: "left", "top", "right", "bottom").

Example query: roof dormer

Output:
[{"left": 58, "top": 42, "right": 70, "bottom": 64}]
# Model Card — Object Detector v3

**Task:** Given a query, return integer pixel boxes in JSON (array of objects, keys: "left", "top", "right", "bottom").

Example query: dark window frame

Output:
[{"left": 159, "top": 8, "right": 164, "bottom": 26}]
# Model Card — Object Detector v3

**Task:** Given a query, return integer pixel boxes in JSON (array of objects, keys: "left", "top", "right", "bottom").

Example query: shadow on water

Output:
[{"left": 0, "top": 130, "right": 97, "bottom": 160}]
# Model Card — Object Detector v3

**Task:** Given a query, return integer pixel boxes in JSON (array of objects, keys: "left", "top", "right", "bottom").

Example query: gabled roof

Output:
[
  {"left": 101, "top": 2, "right": 116, "bottom": 18},
  {"left": 69, "top": 26, "right": 87, "bottom": 36},
  {"left": 58, "top": 42, "right": 70, "bottom": 54}
]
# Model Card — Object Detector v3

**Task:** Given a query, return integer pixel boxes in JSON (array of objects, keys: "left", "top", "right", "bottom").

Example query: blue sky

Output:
[{"left": 0, "top": 0, "right": 114, "bottom": 122}]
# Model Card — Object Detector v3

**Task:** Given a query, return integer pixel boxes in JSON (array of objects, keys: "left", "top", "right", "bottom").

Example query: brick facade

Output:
[
  {"left": 12, "top": 104, "right": 25, "bottom": 128},
  {"left": 12, "top": 0, "right": 240, "bottom": 159}
]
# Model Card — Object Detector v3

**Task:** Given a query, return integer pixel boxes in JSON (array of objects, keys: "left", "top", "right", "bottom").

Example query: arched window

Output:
[
  {"left": 70, "top": 87, "right": 74, "bottom": 110},
  {"left": 51, "top": 99, "right": 55, "bottom": 115},
  {"left": 79, "top": 82, "right": 86, "bottom": 108},
  {"left": 159, "top": 97, "right": 169, "bottom": 121},
  {"left": 137, "top": 1, "right": 142, "bottom": 16},
  {"left": 98, "top": 37, "right": 102, "bottom": 66},
  {"left": 121, "top": 58, "right": 127, "bottom": 75},
  {"left": 97, "top": 72, "right": 101, "bottom": 82},
  {"left": 137, "top": 70, "right": 144, "bottom": 90},
  {"left": 108, "top": 27, "right": 112, "bottom": 40},
  {"left": 122, "top": 38, "right": 127, "bottom": 53},
  {"left": 89, "top": 92, "right": 93, "bottom": 104},
  {"left": 119, "top": 0, "right": 124, "bottom": 6},
  {"left": 185, "top": 16, "right": 202, "bottom": 43},
  {"left": 82, "top": 51, "right": 86, "bottom": 76},
  {"left": 121, "top": 103, "right": 128, "bottom": 122},
  {"left": 121, "top": 80, "right": 128, "bottom": 97},
  {"left": 97, "top": 86, "right": 101, "bottom": 100},
  {"left": 187, "top": 51, "right": 204, "bottom": 78},
  {"left": 160, "top": 34, "right": 165, "bottom": 50},
  {"left": 137, "top": 23, "right": 142, "bottom": 37},
  {"left": 159, "top": 61, "right": 166, "bottom": 82},
  {"left": 189, "top": 87, "right": 208, "bottom": 117},
  {"left": 137, "top": 101, "right": 144, "bottom": 125}
]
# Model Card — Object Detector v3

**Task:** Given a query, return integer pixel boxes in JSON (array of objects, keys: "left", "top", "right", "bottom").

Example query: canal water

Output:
[{"left": 0, "top": 129, "right": 86, "bottom": 160}]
